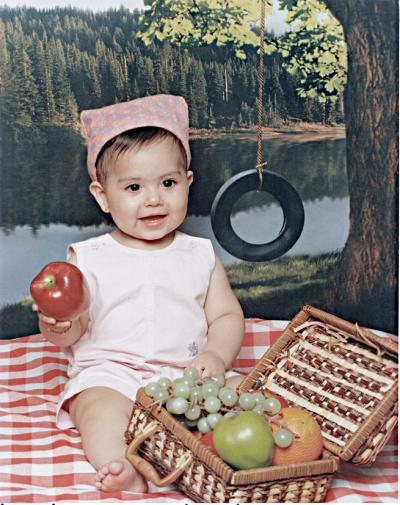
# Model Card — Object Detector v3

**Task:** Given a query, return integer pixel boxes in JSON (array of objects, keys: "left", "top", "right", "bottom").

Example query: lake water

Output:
[{"left": 0, "top": 130, "right": 347, "bottom": 307}]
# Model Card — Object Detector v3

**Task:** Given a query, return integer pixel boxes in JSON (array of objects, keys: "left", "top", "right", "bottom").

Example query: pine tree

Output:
[
  {"left": 49, "top": 37, "right": 77, "bottom": 124},
  {"left": 128, "top": 45, "right": 144, "bottom": 97},
  {"left": 142, "top": 56, "right": 157, "bottom": 96},
  {"left": 121, "top": 54, "right": 131, "bottom": 100},
  {"left": 188, "top": 59, "right": 207, "bottom": 128},
  {"left": 178, "top": 51, "right": 189, "bottom": 98},
  {"left": 0, "top": 19, "right": 16, "bottom": 142},
  {"left": 30, "top": 34, "right": 56, "bottom": 123},
  {"left": 88, "top": 57, "right": 102, "bottom": 106},
  {"left": 208, "top": 62, "right": 225, "bottom": 122},
  {"left": 7, "top": 22, "right": 39, "bottom": 132}
]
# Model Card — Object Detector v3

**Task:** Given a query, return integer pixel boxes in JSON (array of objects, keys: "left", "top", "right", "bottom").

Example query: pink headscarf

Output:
[{"left": 81, "top": 94, "right": 191, "bottom": 181}]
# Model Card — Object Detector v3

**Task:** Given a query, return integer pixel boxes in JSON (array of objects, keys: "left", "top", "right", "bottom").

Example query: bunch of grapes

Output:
[{"left": 143, "top": 366, "right": 293, "bottom": 449}]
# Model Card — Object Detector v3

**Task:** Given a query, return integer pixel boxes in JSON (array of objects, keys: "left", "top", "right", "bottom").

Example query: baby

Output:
[{"left": 33, "top": 95, "right": 245, "bottom": 493}]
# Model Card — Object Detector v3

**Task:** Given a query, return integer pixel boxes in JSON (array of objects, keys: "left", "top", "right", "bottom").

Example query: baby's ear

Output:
[
  {"left": 187, "top": 170, "right": 194, "bottom": 186},
  {"left": 89, "top": 181, "right": 110, "bottom": 213}
]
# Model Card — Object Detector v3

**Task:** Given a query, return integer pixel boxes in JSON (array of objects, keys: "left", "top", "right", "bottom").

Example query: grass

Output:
[
  {"left": 0, "top": 253, "right": 340, "bottom": 340},
  {"left": 226, "top": 253, "right": 340, "bottom": 321},
  {"left": 0, "top": 302, "right": 39, "bottom": 339}
]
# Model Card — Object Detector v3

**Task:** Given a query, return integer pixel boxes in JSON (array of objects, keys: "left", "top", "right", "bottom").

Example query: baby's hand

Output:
[
  {"left": 190, "top": 350, "right": 226, "bottom": 380},
  {"left": 32, "top": 303, "right": 72, "bottom": 334}
]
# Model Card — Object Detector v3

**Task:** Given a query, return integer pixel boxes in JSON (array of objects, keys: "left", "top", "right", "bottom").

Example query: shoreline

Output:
[
  {"left": 190, "top": 124, "right": 346, "bottom": 142},
  {"left": 0, "top": 252, "right": 339, "bottom": 340}
]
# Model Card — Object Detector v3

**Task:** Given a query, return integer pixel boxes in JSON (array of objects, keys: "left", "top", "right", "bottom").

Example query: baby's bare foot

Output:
[{"left": 94, "top": 458, "right": 148, "bottom": 493}]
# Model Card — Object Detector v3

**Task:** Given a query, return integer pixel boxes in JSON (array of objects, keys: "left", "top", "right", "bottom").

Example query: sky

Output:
[
  {"left": 0, "top": 0, "right": 144, "bottom": 11},
  {"left": 0, "top": 0, "right": 290, "bottom": 34}
]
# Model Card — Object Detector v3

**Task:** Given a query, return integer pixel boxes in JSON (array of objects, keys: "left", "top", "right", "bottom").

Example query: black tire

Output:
[{"left": 211, "top": 169, "right": 305, "bottom": 262}]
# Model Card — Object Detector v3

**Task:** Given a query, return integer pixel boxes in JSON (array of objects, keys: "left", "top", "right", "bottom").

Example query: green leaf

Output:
[{"left": 319, "top": 51, "right": 336, "bottom": 64}]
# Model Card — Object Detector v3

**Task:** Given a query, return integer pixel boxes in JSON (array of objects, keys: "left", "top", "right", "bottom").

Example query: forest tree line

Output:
[{"left": 0, "top": 5, "right": 344, "bottom": 144}]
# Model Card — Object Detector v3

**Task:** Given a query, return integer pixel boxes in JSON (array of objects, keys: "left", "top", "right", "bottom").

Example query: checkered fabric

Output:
[{"left": 0, "top": 320, "right": 397, "bottom": 503}]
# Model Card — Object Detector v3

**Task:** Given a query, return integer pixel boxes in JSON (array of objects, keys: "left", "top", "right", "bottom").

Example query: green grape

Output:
[
  {"left": 206, "top": 413, "right": 222, "bottom": 429},
  {"left": 166, "top": 398, "right": 175, "bottom": 413},
  {"left": 144, "top": 382, "right": 159, "bottom": 397},
  {"left": 166, "top": 397, "right": 189, "bottom": 415},
  {"left": 157, "top": 377, "right": 172, "bottom": 389},
  {"left": 185, "top": 404, "right": 201, "bottom": 421},
  {"left": 172, "top": 378, "right": 184, "bottom": 387},
  {"left": 274, "top": 428, "right": 293, "bottom": 448},
  {"left": 180, "top": 376, "right": 195, "bottom": 388},
  {"left": 211, "top": 373, "right": 225, "bottom": 388},
  {"left": 184, "top": 366, "right": 199, "bottom": 381},
  {"left": 184, "top": 418, "right": 199, "bottom": 428},
  {"left": 204, "top": 396, "right": 221, "bottom": 414},
  {"left": 189, "top": 385, "right": 203, "bottom": 402},
  {"left": 264, "top": 397, "right": 282, "bottom": 415},
  {"left": 252, "top": 405, "right": 266, "bottom": 415},
  {"left": 153, "top": 388, "right": 169, "bottom": 404},
  {"left": 172, "top": 382, "right": 191, "bottom": 399},
  {"left": 239, "top": 393, "right": 256, "bottom": 410},
  {"left": 223, "top": 412, "right": 237, "bottom": 419},
  {"left": 202, "top": 381, "right": 220, "bottom": 398},
  {"left": 218, "top": 387, "right": 238, "bottom": 407},
  {"left": 252, "top": 392, "right": 265, "bottom": 405},
  {"left": 197, "top": 417, "right": 211, "bottom": 434}
]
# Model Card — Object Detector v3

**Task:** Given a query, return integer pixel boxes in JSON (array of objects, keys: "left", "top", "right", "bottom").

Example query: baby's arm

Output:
[
  {"left": 33, "top": 251, "right": 89, "bottom": 347},
  {"left": 191, "top": 255, "right": 245, "bottom": 378}
]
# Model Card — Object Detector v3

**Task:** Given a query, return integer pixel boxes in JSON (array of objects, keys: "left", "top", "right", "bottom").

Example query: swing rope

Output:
[
  {"left": 256, "top": 0, "right": 267, "bottom": 188},
  {"left": 210, "top": 0, "right": 304, "bottom": 262}
]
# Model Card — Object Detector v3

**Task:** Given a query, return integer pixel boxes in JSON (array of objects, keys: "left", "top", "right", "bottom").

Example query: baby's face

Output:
[{"left": 90, "top": 136, "right": 193, "bottom": 248}]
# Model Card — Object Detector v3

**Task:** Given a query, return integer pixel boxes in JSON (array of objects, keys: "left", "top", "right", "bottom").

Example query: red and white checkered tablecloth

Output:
[{"left": 0, "top": 320, "right": 397, "bottom": 503}]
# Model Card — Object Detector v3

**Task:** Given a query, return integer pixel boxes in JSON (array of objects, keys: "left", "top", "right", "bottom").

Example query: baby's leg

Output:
[{"left": 69, "top": 387, "right": 147, "bottom": 493}]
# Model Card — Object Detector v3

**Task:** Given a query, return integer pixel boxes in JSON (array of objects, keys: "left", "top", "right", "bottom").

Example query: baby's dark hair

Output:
[{"left": 95, "top": 126, "right": 187, "bottom": 185}]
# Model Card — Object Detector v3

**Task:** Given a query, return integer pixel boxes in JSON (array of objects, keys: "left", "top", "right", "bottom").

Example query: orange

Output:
[{"left": 270, "top": 407, "right": 323, "bottom": 466}]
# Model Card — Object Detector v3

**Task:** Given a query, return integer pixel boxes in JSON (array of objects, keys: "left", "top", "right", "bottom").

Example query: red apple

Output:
[
  {"left": 30, "top": 262, "right": 89, "bottom": 321},
  {"left": 200, "top": 431, "right": 217, "bottom": 455}
]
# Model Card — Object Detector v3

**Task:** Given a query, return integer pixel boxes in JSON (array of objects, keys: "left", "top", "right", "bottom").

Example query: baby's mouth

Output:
[{"left": 139, "top": 215, "right": 167, "bottom": 225}]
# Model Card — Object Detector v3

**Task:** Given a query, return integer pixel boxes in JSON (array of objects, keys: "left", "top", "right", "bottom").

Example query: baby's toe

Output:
[
  {"left": 108, "top": 460, "right": 124, "bottom": 476},
  {"left": 96, "top": 464, "right": 109, "bottom": 482}
]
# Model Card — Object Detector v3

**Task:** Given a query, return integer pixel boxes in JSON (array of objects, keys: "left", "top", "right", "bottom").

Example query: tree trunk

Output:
[{"left": 323, "top": 0, "right": 398, "bottom": 332}]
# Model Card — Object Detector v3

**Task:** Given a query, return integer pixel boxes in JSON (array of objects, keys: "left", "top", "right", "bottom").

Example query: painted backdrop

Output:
[{"left": 0, "top": 1, "right": 397, "bottom": 337}]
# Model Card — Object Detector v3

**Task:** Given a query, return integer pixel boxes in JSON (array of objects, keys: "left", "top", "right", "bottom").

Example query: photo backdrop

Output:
[{"left": 0, "top": 2, "right": 397, "bottom": 337}]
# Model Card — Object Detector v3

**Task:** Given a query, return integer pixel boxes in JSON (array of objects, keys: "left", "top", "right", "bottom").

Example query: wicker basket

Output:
[
  {"left": 125, "top": 389, "right": 338, "bottom": 503},
  {"left": 125, "top": 305, "right": 397, "bottom": 501},
  {"left": 239, "top": 305, "right": 398, "bottom": 466}
]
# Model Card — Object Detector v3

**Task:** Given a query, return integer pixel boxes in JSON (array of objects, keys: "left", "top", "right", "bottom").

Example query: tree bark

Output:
[{"left": 322, "top": 0, "right": 398, "bottom": 332}]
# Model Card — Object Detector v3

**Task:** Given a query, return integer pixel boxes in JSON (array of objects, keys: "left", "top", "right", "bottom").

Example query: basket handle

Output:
[{"left": 125, "top": 421, "right": 193, "bottom": 487}]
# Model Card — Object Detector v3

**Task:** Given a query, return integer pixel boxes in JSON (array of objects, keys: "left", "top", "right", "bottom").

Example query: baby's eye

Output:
[
  {"left": 127, "top": 183, "right": 140, "bottom": 192},
  {"left": 163, "top": 179, "right": 176, "bottom": 188}
]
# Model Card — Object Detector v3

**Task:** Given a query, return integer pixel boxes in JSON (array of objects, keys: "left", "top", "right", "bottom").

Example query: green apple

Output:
[{"left": 213, "top": 411, "right": 274, "bottom": 470}]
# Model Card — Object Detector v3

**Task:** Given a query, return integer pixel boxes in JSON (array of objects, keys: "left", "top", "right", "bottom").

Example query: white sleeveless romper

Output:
[{"left": 56, "top": 231, "right": 215, "bottom": 428}]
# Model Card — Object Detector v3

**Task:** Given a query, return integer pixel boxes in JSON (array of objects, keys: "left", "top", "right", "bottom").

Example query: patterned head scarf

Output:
[{"left": 81, "top": 94, "right": 191, "bottom": 181}]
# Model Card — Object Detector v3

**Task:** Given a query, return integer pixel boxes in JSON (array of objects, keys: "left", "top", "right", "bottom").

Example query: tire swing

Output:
[{"left": 210, "top": 0, "right": 304, "bottom": 262}]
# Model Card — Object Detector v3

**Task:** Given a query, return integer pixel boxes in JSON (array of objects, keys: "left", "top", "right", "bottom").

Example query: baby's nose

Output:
[{"left": 145, "top": 188, "right": 162, "bottom": 206}]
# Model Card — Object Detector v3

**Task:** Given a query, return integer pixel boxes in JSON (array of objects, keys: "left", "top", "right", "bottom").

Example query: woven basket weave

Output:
[
  {"left": 125, "top": 305, "right": 397, "bottom": 501},
  {"left": 239, "top": 306, "right": 398, "bottom": 466},
  {"left": 125, "top": 389, "right": 338, "bottom": 503}
]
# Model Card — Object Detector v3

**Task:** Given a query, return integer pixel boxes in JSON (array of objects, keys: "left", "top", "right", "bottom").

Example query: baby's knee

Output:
[
  {"left": 70, "top": 387, "right": 131, "bottom": 427},
  {"left": 69, "top": 388, "right": 100, "bottom": 425}
]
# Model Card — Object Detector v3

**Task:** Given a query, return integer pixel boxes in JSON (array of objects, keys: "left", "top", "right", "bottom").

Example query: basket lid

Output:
[{"left": 239, "top": 305, "right": 398, "bottom": 463}]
